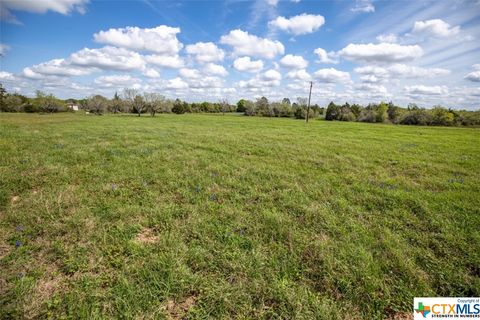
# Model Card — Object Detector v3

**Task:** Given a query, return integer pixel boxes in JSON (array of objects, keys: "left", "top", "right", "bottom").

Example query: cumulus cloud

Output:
[
  {"left": 355, "top": 64, "right": 450, "bottom": 79},
  {"left": 143, "top": 68, "right": 160, "bottom": 78},
  {"left": 166, "top": 77, "right": 189, "bottom": 90},
  {"left": 412, "top": 19, "right": 460, "bottom": 38},
  {"left": 350, "top": 0, "right": 375, "bottom": 13},
  {"left": 70, "top": 46, "right": 145, "bottom": 71},
  {"left": 339, "top": 43, "right": 423, "bottom": 63},
  {"left": 203, "top": 63, "right": 228, "bottom": 76},
  {"left": 144, "top": 54, "right": 184, "bottom": 68},
  {"left": 314, "top": 68, "right": 351, "bottom": 83},
  {"left": 187, "top": 76, "right": 224, "bottom": 89},
  {"left": 185, "top": 42, "right": 225, "bottom": 63},
  {"left": 0, "top": 71, "right": 15, "bottom": 81},
  {"left": 22, "top": 58, "right": 94, "bottom": 78},
  {"left": 1, "top": 0, "right": 88, "bottom": 23},
  {"left": 464, "top": 64, "right": 480, "bottom": 82},
  {"left": 313, "top": 48, "right": 337, "bottom": 64},
  {"left": 355, "top": 83, "right": 388, "bottom": 95},
  {"left": 179, "top": 68, "right": 202, "bottom": 80},
  {"left": 376, "top": 34, "right": 397, "bottom": 43},
  {"left": 405, "top": 85, "right": 448, "bottom": 95},
  {"left": 93, "top": 25, "right": 183, "bottom": 55},
  {"left": 238, "top": 69, "right": 282, "bottom": 88},
  {"left": 269, "top": 13, "right": 325, "bottom": 35},
  {"left": 232, "top": 56, "right": 264, "bottom": 73},
  {"left": 279, "top": 54, "right": 308, "bottom": 69},
  {"left": 220, "top": 29, "right": 285, "bottom": 59},
  {"left": 286, "top": 69, "right": 311, "bottom": 81},
  {"left": 94, "top": 74, "right": 141, "bottom": 87}
]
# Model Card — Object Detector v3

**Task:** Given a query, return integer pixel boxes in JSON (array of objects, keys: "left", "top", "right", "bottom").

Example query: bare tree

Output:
[
  {"left": 86, "top": 95, "right": 108, "bottom": 115},
  {"left": 219, "top": 98, "right": 230, "bottom": 115},
  {"left": 144, "top": 92, "right": 165, "bottom": 117},
  {"left": 109, "top": 92, "right": 123, "bottom": 114},
  {"left": 123, "top": 88, "right": 145, "bottom": 116}
]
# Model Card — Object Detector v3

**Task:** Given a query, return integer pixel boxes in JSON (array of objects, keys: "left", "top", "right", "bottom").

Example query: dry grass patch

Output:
[
  {"left": 134, "top": 228, "right": 159, "bottom": 245},
  {"left": 164, "top": 294, "right": 198, "bottom": 320}
]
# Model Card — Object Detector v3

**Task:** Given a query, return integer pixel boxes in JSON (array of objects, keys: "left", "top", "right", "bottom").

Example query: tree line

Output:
[{"left": 1, "top": 84, "right": 479, "bottom": 126}]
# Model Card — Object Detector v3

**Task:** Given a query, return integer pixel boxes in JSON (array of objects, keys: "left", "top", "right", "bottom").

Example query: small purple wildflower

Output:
[{"left": 15, "top": 240, "right": 21, "bottom": 248}]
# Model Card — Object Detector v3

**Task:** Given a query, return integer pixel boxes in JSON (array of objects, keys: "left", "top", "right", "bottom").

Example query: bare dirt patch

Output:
[
  {"left": 164, "top": 294, "right": 198, "bottom": 319},
  {"left": 387, "top": 312, "right": 413, "bottom": 320},
  {"left": 134, "top": 228, "right": 158, "bottom": 245},
  {"left": 11, "top": 195, "right": 20, "bottom": 204}
]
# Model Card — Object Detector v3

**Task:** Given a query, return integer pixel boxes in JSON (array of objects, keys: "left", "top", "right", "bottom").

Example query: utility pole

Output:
[{"left": 306, "top": 81, "right": 313, "bottom": 123}]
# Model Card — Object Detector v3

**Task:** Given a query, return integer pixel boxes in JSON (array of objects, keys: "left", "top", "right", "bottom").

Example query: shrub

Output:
[
  {"left": 430, "top": 106, "right": 454, "bottom": 126},
  {"left": 358, "top": 109, "right": 377, "bottom": 122}
]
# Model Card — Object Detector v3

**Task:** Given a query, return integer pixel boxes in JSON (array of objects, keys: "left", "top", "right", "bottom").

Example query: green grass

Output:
[{"left": 1, "top": 113, "right": 479, "bottom": 319}]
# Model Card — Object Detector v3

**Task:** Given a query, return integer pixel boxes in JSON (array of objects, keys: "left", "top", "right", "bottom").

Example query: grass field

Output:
[{"left": 1, "top": 113, "right": 479, "bottom": 319}]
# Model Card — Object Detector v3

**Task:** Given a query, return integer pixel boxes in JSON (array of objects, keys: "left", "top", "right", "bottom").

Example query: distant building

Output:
[{"left": 67, "top": 104, "right": 79, "bottom": 111}]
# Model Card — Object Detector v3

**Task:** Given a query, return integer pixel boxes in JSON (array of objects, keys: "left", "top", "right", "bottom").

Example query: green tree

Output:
[
  {"left": 172, "top": 98, "right": 186, "bottom": 114},
  {"left": 325, "top": 101, "right": 340, "bottom": 120},
  {"left": 236, "top": 99, "right": 247, "bottom": 113}
]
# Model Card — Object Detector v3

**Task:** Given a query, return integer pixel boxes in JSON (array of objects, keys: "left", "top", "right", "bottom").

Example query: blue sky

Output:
[{"left": 1, "top": 0, "right": 479, "bottom": 109}]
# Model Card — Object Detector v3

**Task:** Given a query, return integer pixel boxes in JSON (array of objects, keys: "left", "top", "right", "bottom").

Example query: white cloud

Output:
[
  {"left": 220, "top": 29, "right": 284, "bottom": 59},
  {"left": 0, "top": 71, "right": 15, "bottom": 81},
  {"left": 166, "top": 77, "right": 189, "bottom": 89},
  {"left": 238, "top": 69, "right": 282, "bottom": 88},
  {"left": 93, "top": 25, "right": 183, "bottom": 55},
  {"left": 376, "top": 34, "right": 397, "bottom": 43},
  {"left": 356, "top": 83, "right": 388, "bottom": 94},
  {"left": 405, "top": 85, "right": 448, "bottom": 95},
  {"left": 144, "top": 54, "right": 184, "bottom": 68},
  {"left": 359, "top": 75, "right": 380, "bottom": 83},
  {"left": 464, "top": 64, "right": 480, "bottom": 82},
  {"left": 286, "top": 69, "right": 311, "bottom": 81},
  {"left": 313, "top": 48, "right": 337, "bottom": 64},
  {"left": 465, "top": 71, "right": 480, "bottom": 82},
  {"left": 179, "top": 68, "right": 202, "bottom": 79},
  {"left": 388, "top": 64, "right": 450, "bottom": 78},
  {"left": 314, "top": 68, "right": 351, "bottom": 83},
  {"left": 187, "top": 76, "right": 224, "bottom": 89},
  {"left": 185, "top": 42, "right": 225, "bottom": 63},
  {"left": 94, "top": 74, "right": 141, "bottom": 87},
  {"left": 70, "top": 46, "right": 145, "bottom": 71},
  {"left": 355, "top": 64, "right": 450, "bottom": 79},
  {"left": 0, "top": 44, "right": 10, "bottom": 56},
  {"left": 339, "top": 43, "right": 423, "bottom": 63},
  {"left": 203, "top": 63, "right": 228, "bottom": 76},
  {"left": 354, "top": 66, "right": 390, "bottom": 78},
  {"left": 22, "top": 58, "right": 94, "bottom": 78},
  {"left": 143, "top": 68, "right": 160, "bottom": 78},
  {"left": 266, "top": 0, "right": 279, "bottom": 6},
  {"left": 350, "top": 0, "right": 375, "bottom": 13},
  {"left": 232, "top": 56, "right": 264, "bottom": 73},
  {"left": 279, "top": 54, "right": 308, "bottom": 69},
  {"left": 269, "top": 13, "right": 325, "bottom": 35},
  {"left": 1, "top": 0, "right": 88, "bottom": 22},
  {"left": 264, "top": 69, "right": 282, "bottom": 81},
  {"left": 412, "top": 19, "right": 460, "bottom": 38}
]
